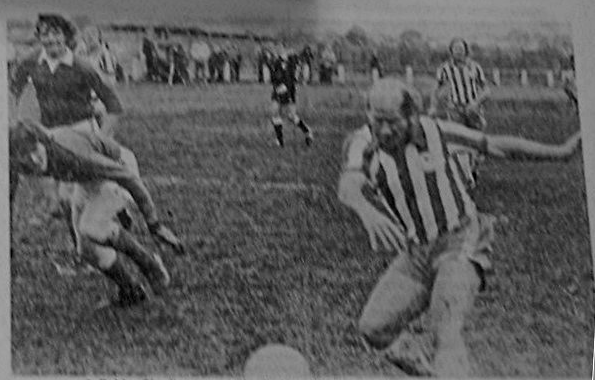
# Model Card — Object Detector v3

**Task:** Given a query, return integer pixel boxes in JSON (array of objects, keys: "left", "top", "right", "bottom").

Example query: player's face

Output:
[
  {"left": 38, "top": 24, "right": 68, "bottom": 59},
  {"left": 451, "top": 41, "right": 467, "bottom": 62},
  {"left": 15, "top": 142, "right": 48, "bottom": 174},
  {"left": 370, "top": 110, "right": 410, "bottom": 150}
]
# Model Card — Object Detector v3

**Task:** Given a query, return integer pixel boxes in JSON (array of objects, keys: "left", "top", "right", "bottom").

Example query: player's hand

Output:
[
  {"left": 356, "top": 206, "right": 407, "bottom": 252},
  {"left": 427, "top": 106, "right": 438, "bottom": 117},
  {"left": 466, "top": 101, "right": 479, "bottom": 113},
  {"left": 561, "top": 131, "right": 581, "bottom": 158},
  {"left": 276, "top": 84, "right": 287, "bottom": 94}
]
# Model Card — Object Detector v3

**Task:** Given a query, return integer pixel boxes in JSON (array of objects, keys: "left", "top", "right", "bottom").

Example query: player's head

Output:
[
  {"left": 35, "top": 14, "right": 77, "bottom": 57},
  {"left": 449, "top": 37, "right": 469, "bottom": 62},
  {"left": 9, "top": 123, "right": 48, "bottom": 175},
  {"left": 366, "top": 78, "right": 423, "bottom": 149}
]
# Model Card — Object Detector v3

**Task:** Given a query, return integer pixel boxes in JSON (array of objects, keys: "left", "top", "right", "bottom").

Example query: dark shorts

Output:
[{"left": 271, "top": 86, "right": 297, "bottom": 105}]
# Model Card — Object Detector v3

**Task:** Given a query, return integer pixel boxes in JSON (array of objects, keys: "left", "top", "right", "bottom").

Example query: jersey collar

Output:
[{"left": 38, "top": 48, "right": 74, "bottom": 72}]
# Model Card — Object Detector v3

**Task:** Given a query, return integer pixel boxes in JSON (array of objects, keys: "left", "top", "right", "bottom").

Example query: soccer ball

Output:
[{"left": 243, "top": 344, "right": 311, "bottom": 379}]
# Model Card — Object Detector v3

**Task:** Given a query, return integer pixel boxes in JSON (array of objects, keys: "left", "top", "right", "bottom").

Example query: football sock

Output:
[
  {"left": 296, "top": 119, "right": 310, "bottom": 134},
  {"left": 273, "top": 122, "right": 284, "bottom": 146},
  {"left": 111, "top": 229, "right": 162, "bottom": 279},
  {"left": 102, "top": 254, "right": 141, "bottom": 292}
]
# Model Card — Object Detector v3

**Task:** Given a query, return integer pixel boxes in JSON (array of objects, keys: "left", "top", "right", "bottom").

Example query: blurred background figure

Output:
[
  {"left": 141, "top": 28, "right": 160, "bottom": 82},
  {"left": 256, "top": 43, "right": 274, "bottom": 83},
  {"left": 190, "top": 38, "right": 211, "bottom": 84},
  {"left": 210, "top": 45, "right": 227, "bottom": 83},
  {"left": 167, "top": 43, "right": 189, "bottom": 86},
  {"left": 319, "top": 44, "right": 336, "bottom": 84},
  {"left": 370, "top": 50, "right": 383, "bottom": 81},
  {"left": 229, "top": 43, "right": 242, "bottom": 82},
  {"left": 78, "top": 25, "right": 118, "bottom": 86},
  {"left": 222, "top": 42, "right": 232, "bottom": 83},
  {"left": 300, "top": 44, "right": 314, "bottom": 84}
]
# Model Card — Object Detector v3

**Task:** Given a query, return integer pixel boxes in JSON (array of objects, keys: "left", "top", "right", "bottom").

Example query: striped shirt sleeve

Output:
[
  {"left": 342, "top": 125, "right": 374, "bottom": 179},
  {"left": 438, "top": 120, "right": 488, "bottom": 155},
  {"left": 342, "top": 127, "right": 372, "bottom": 172}
]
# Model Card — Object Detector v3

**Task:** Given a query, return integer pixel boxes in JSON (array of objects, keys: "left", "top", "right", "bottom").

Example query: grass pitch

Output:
[{"left": 10, "top": 81, "right": 594, "bottom": 376}]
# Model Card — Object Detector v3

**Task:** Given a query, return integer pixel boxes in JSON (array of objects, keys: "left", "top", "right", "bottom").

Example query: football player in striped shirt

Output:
[
  {"left": 270, "top": 46, "right": 313, "bottom": 147},
  {"left": 338, "top": 78, "right": 580, "bottom": 377},
  {"left": 429, "top": 37, "right": 491, "bottom": 188},
  {"left": 429, "top": 37, "right": 490, "bottom": 131}
]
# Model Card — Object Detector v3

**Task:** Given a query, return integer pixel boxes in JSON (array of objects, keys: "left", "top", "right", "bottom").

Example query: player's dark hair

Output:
[
  {"left": 449, "top": 37, "right": 469, "bottom": 56},
  {"left": 9, "top": 125, "right": 40, "bottom": 174},
  {"left": 35, "top": 14, "right": 77, "bottom": 48}
]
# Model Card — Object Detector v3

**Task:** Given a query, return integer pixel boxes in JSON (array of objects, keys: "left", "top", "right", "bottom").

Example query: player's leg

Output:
[
  {"left": 57, "top": 182, "right": 78, "bottom": 250},
  {"left": 425, "top": 217, "right": 483, "bottom": 377},
  {"left": 361, "top": 251, "right": 435, "bottom": 375},
  {"left": 77, "top": 184, "right": 170, "bottom": 295},
  {"left": 358, "top": 252, "right": 434, "bottom": 375},
  {"left": 71, "top": 150, "right": 185, "bottom": 253},
  {"left": 76, "top": 194, "right": 148, "bottom": 306},
  {"left": 426, "top": 257, "right": 480, "bottom": 377},
  {"left": 359, "top": 264, "right": 428, "bottom": 347},
  {"left": 79, "top": 237, "right": 148, "bottom": 307},
  {"left": 286, "top": 102, "right": 313, "bottom": 146},
  {"left": 40, "top": 177, "right": 62, "bottom": 218},
  {"left": 270, "top": 100, "right": 284, "bottom": 147}
]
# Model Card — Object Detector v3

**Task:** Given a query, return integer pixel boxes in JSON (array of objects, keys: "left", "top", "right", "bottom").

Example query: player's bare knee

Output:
[
  {"left": 358, "top": 313, "right": 399, "bottom": 349},
  {"left": 78, "top": 218, "right": 120, "bottom": 246}
]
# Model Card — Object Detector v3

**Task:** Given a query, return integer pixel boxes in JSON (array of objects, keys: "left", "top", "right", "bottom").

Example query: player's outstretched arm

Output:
[{"left": 486, "top": 131, "right": 581, "bottom": 161}]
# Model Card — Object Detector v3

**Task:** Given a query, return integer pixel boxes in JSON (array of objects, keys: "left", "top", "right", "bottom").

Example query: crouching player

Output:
[
  {"left": 337, "top": 78, "right": 581, "bottom": 377},
  {"left": 270, "top": 47, "right": 313, "bottom": 147},
  {"left": 10, "top": 119, "right": 186, "bottom": 307}
]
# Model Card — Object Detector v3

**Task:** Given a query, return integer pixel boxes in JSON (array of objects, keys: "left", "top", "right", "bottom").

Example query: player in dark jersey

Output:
[{"left": 270, "top": 46, "right": 313, "bottom": 147}]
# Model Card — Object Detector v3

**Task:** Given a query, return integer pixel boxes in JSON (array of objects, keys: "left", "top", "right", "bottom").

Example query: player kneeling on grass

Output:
[
  {"left": 338, "top": 78, "right": 580, "bottom": 377},
  {"left": 270, "top": 47, "right": 313, "bottom": 147},
  {"left": 10, "top": 119, "right": 186, "bottom": 307}
]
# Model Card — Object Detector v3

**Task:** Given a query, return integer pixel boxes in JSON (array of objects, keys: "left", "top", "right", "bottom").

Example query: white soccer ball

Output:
[{"left": 243, "top": 344, "right": 311, "bottom": 379}]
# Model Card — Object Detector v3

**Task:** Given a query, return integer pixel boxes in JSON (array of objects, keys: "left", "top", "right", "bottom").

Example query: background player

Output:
[
  {"left": 338, "top": 78, "right": 580, "bottom": 377},
  {"left": 270, "top": 45, "right": 313, "bottom": 147},
  {"left": 429, "top": 37, "right": 491, "bottom": 187}
]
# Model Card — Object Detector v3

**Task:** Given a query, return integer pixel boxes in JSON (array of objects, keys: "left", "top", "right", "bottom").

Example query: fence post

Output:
[
  {"left": 492, "top": 68, "right": 501, "bottom": 86},
  {"left": 546, "top": 70, "right": 555, "bottom": 88},
  {"left": 520, "top": 69, "right": 529, "bottom": 87},
  {"left": 223, "top": 61, "right": 231, "bottom": 82},
  {"left": 337, "top": 64, "right": 345, "bottom": 84},
  {"left": 372, "top": 68, "right": 379, "bottom": 83},
  {"left": 405, "top": 65, "right": 414, "bottom": 85}
]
